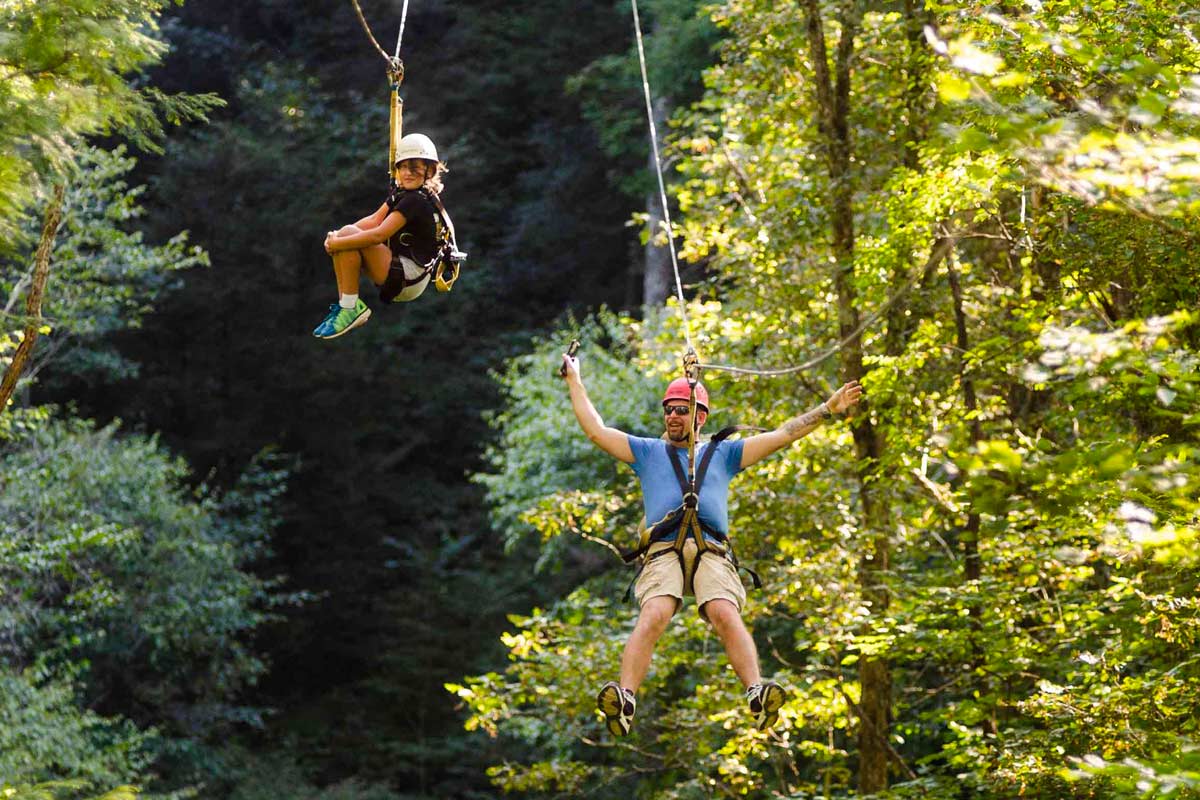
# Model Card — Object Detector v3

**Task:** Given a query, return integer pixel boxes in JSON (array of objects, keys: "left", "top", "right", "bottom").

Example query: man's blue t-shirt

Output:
[{"left": 627, "top": 434, "right": 745, "bottom": 542}]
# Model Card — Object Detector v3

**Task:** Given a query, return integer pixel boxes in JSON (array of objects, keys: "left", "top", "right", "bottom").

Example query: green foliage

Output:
[
  {"left": 457, "top": 1, "right": 1200, "bottom": 798},
  {"left": 0, "top": 783, "right": 139, "bottom": 800},
  {"left": 930, "top": 1, "right": 1200, "bottom": 216},
  {"left": 0, "top": 415, "right": 290, "bottom": 789},
  {"left": 0, "top": 146, "right": 208, "bottom": 385},
  {"left": 1070, "top": 747, "right": 1200, "bottom": 799},
  {"left": 0, "top": 0, "right": 223, "bottom": 239},
  {"left": 0, "top": 666, "right": 150, "bottom": 791},
  {"left": 214, "top": 749, "right": 403, "bottom": 800}
]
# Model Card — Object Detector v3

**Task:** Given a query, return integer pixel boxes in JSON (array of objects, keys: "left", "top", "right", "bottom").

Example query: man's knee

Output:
[
  {"left": 637, "top": 596, "right": 677, "bottom": 632},
  {"left": 703, "top": 598, "right": 742, "bottom": 631}
]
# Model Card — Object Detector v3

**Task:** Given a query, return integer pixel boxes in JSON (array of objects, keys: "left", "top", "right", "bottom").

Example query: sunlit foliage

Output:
[{"left": 460, "top": 1, "right": 1200, "bottom": 798}]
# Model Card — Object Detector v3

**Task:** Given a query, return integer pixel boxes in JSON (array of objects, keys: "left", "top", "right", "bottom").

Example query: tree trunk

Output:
[
  {"left": 643, "top": 95, "right": 673, "bottom": 309},
  {"left": 0, "top": 184, "right": 66, "bottom": 416},
  {"left": 884, "top": 0, "right": 935, "bottom": 353},
  {"left": 802, "top": 1, "right": 891, "bottom": 791},
  {"left": 947, "top": 254, "right": 997, "bottom": 734}
]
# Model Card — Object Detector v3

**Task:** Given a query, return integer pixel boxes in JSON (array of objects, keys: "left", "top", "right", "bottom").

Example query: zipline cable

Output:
[
  {"left": 347, "top": 0, "right": 411, "bottom": 177},
  {"left": 630, "top": 0, "right": 694, "bottom": 355},
  {"left": 394, "top": 0, "right": 410, "bottom": 59},
  {"left": 631, "top": 0, "right": 705, "bottom": 489}
]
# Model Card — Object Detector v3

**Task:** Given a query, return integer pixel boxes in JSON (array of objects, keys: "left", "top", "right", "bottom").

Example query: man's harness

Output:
[{"left": 619, "top": 425, "right": 763, "bottom": 601}]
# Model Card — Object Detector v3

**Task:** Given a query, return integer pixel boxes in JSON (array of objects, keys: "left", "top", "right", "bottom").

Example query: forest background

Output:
[{"left": 2, "top": 1, "right": 1199, "bottom": 799}]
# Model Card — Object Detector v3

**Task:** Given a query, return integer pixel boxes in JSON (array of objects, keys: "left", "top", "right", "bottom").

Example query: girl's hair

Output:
[{"left": 424, "top": 161, "right": 447, "bottom": 195}]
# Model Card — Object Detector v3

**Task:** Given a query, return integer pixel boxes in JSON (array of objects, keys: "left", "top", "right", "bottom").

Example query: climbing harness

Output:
[
  {"left": 631, "top": 350, "right": 761, "bottom": 598},
  {"left": 606, "top": 345, "right": 763, "bottom": 599},
  {"left": 380, "top": 187, "right": 467, "bottom": 302},
  {"left": 619, "top": 423, "right": 764, "bottom": 601},
  {"left": 348, "top": 0, "right": 467, "bottom": 299}
]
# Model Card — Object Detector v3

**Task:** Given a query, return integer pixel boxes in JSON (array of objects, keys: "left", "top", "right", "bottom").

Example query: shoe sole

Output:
[
  {"left": 753, "top": 683, "right": 786, "bottom": 731},
  {"left": 316, "top": 307, "right": 372, "bottom": 340},
  {"left": 597, "top": 683, "right": 632, "bottom": 737}
]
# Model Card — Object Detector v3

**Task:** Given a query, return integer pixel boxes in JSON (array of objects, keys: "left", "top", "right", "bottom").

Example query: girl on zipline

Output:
[{"left": 313, "top": 132, "right": 447, "bottom": 339}]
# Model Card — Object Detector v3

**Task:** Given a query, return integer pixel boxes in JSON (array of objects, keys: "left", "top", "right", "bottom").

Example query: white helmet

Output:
[{"left": 394, "top": 133, "right": 439, "bottom": 164}]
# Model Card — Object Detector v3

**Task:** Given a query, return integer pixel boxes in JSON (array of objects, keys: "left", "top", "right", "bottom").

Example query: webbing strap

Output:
[
  {"left": 621, "top": 426, "right": 760, "bottom": 564},
  {"left": 619, "top": 424, "right": 766, "bottom": 601},
  {"left": 427, "top": 190, "right": 465, "bottom": 291},
  {"left": 667, "top": 425, "right": 743, "bottom": 500},
  {"left": 389, "top": 82, "right": 404, "bottom": 182}
]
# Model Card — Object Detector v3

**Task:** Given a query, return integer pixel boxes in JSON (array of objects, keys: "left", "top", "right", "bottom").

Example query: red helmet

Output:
[{"left": 662, "top": 377, "right": 709, "bottom": 412}]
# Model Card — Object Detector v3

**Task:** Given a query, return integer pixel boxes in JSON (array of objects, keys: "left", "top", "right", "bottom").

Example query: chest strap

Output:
[{"left": 620, "top": 426, "right": 763, "bottom": 601}]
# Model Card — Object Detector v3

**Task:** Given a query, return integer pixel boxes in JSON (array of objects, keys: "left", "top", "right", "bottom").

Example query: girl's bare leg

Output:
[
  {"left": 331, "top": 225, "right": 391, "bottom": 295},
  {"left": 360, "top": 243, "right": 391, "bottom": 286}
]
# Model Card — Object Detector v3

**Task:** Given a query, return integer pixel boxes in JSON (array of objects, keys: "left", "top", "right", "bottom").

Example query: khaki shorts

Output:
[{"left": 634, "top": 538, "right": 747, "bottom": 618}]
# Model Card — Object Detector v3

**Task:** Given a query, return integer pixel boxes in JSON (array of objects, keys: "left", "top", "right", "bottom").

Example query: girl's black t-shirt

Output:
[{"left": 385, "top": 187, "right": 438, "bottom": 266}]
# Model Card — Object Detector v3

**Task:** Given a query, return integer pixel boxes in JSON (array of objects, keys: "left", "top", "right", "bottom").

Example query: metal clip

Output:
[
  {"left": 683, "top": 347, "right": 701, "bottom": 386},
  {"left": 387, "top": 58, "right": 405, "bottom": 88},
  {"left": 557, "top": 339, "right": 581, "bottom": 377}
]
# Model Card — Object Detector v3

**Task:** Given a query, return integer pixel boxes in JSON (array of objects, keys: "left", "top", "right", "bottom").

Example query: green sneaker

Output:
[{"left": 314, "top": 299, "right": 371, "bottom": 339}]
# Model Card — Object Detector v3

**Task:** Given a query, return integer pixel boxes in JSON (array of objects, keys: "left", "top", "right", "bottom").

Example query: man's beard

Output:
[{"left": 667, "top": 427, "right": 690, "bottom": 442}]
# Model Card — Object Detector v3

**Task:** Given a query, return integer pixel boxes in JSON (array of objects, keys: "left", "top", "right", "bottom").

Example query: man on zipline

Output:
[{"left": 560, "top": 353, "right": 862, "bottom": 734}]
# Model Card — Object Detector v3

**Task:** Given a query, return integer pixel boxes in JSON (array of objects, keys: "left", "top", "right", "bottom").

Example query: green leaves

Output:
[
  {"left": 457, "top": 1, "right": 1200, "bottom": 797},
  {"left": 0, "top": 146, "right": 209, "bottom": 387},
  {"left": 0, "top": 667, "right": 150, "bottom": 795},
  {"left": 928, "top": 3, "right": 1200, "bottom": 215},
  {"left": 0, "top": 417, "right": 289, "bottom": 789},
  {"left": 0, "top": 0, "right": 223, "bottom": 239}
]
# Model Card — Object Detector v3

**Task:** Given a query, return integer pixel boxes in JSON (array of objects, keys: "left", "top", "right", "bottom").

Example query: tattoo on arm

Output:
[{"left": 781, "top": 404, "right": 829, "bottom": 436}]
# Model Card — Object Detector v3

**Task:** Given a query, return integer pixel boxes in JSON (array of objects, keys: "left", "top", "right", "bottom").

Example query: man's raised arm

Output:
[
  {"left": 739, "top": 380, "right": 863, "bottom": 469},
  {"left": 561, "top": 354, "right": 635, "bottom": 464}
]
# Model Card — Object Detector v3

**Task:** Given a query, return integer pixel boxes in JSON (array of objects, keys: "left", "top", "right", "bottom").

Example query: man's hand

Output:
[
  {"left": 561, "top": 352, "right": 634, "bottom": 463},
  {"left": 561, "top": 353, "right": 581, "bottom": 380},
  {"left": 827, "top": 380, "right": 864, "bottom": 414}
]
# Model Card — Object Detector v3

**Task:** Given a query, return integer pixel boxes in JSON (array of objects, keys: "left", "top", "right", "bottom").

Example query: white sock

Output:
[{"left": 339, "top": 293, "right": 358, "bottom": 309}]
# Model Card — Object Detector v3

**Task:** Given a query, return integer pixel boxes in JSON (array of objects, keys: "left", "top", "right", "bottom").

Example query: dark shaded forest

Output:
[{"left": 4, "top": 1, "right": 1200, "bottom": 799}]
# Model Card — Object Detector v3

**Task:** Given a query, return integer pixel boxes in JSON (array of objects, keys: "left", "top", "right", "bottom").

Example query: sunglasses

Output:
[{"left": 663, "top": 405, "right": 692, "bottom": 416}]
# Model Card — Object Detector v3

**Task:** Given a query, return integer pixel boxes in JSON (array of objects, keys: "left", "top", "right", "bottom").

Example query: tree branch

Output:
[{"left": 0, "top": 184, "right": 66, "bottom": 415}]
